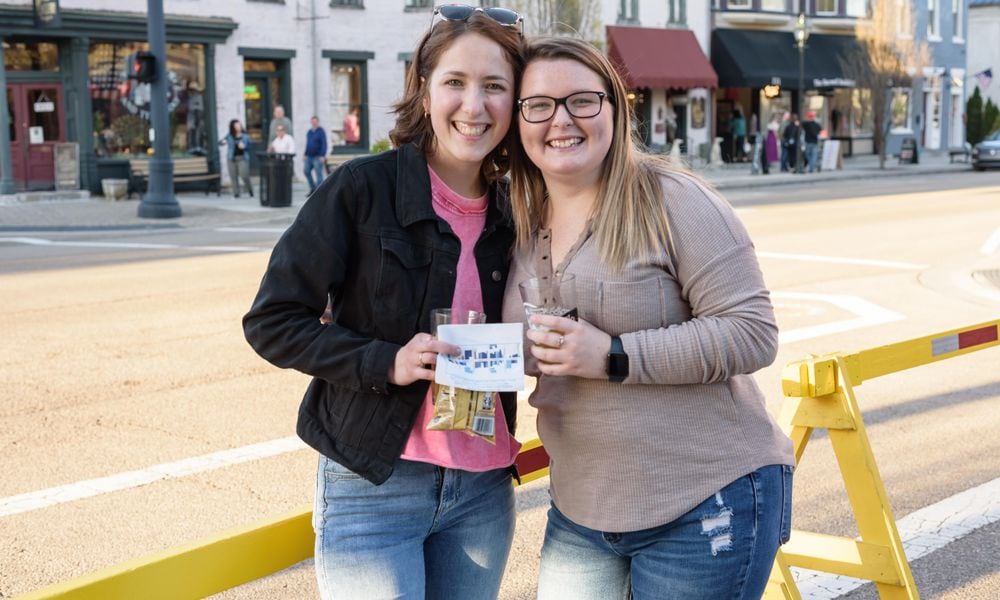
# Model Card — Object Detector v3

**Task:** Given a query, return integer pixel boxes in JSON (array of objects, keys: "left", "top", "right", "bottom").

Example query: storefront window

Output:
[
  {"left": 330, "top": 61, "right": 366, "bottom": 149},
  {"left": 89, "top": 41, "right": 206, "bottom": 157},
  {"left": 890, "top": 88, "right": 910, "bottom": 130},
  {"left": 2, "top": 39, "right": 59, "bottom": 72},
  {"left": 761, "top": 0, "right": 786, "bottom": 12},
  {"left": 851, "top": 88, "right": 873, "bottom": 136},
  {"left": 758, "top": 89, "right": 791, "bottom": 129}
]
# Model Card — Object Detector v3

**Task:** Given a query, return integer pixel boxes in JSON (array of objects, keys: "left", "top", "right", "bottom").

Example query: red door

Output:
[{"left": 6, "top": 82, "right": 66, "bottom": 191}]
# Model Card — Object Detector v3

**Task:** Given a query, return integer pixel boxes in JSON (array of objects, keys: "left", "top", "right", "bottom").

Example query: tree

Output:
[
  {"left": 985, "top": 98, "right": 1000, "bottom": 137},
  {"left": 844, "top": 0, "right": 930, "bottom": 169},
  {"left": 512, "top": 0, "right": 603, "bottom": 40},
  {"left": 966, "top": 87, "right": 984, "bottom": 145}
]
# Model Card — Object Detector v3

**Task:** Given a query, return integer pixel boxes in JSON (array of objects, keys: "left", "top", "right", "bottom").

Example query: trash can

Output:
[{"left": 257, "top": 152, "right": 294, "bottom": 207}]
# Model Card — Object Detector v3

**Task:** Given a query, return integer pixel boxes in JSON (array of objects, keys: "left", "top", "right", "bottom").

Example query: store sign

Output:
[
  {"left": 29, "top": 126, "right": 44, "bottom": 144},
  {"left": 813, "top": 77, "right": 856, "bottom": 88},
  {"left": 33, "top": 0, "right": 61, "bottom": 28},
  {"left": 243, "top": 85, "right": 261, "bottom": 101},
  {"left": 33, "top": 101, "right": 55, "bottom": 113}
]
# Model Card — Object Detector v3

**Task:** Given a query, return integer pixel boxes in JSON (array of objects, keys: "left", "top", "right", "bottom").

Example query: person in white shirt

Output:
[{"left": 269, "top": 125, "right": 296, "bottom": 154}]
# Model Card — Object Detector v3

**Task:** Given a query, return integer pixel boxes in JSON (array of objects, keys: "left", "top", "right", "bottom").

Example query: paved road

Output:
[{"left": 1, "top": 172, "right": 999, "bottom": 599}]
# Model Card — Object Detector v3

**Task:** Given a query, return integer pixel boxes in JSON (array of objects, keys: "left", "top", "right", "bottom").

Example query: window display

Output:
[{"left": 89, "top": 41, "right": 206, "bottom": 157}]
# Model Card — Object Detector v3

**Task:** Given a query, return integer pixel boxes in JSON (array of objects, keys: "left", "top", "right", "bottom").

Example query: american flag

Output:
[{"left": 974, "top": 68, "right": 992, "bottom": 91}]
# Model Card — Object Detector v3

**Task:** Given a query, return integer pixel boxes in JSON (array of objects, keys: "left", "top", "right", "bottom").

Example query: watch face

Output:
[{"left": 608, "top": 352, "right": 628, "bottom": 378}]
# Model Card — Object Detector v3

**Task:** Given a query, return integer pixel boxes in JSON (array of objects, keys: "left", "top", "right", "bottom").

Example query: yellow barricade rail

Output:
[
  {"left": 764, "top": 319, "right": 999, "bottom": 600},
  {"left": 16, "top": 439, "right": 550, "bottom": 600},
  {"left": 18, "top": 321, "right": 999, "bottom": 599}
]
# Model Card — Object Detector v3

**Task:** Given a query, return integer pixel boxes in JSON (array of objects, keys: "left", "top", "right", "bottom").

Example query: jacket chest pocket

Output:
[{"left": 374, "top": 237, "right": 434, "bottom": 342}]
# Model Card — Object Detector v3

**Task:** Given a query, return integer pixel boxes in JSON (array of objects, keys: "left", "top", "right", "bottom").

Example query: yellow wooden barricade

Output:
[
  {"left": 764, "top": 320, "right": 1000, "bottom": 599},
  {"left": 18, "top": 321, "right": 999, "bottom": 599},
  {"left": 16, "top": 439, "right": 550, "bottom": 600}
]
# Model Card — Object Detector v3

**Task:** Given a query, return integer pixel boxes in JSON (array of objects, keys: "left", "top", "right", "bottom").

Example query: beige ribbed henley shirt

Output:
[{"left": 502, "top": 171, "right": 795, "bottom": 532}]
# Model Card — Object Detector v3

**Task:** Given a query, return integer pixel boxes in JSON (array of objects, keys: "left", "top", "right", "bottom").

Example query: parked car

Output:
[{"left": 972, "top": 130, "right": 1000, "bottom": 171}]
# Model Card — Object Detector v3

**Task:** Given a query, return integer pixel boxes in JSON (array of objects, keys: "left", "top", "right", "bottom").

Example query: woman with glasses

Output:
[
  {"left": 244, "top": 6, "right": 524, "bottom": 599},
  {"left": 502, "top": 37, "right": 795, "bottom": 599}
]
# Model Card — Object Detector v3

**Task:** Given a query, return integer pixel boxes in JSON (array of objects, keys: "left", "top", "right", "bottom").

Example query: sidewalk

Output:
[
  {"left": 702, "top": 149, "right": 970, "bottom": 190},
  {"left": 0, "top": 151, "right": 977, "bottom": 231}
]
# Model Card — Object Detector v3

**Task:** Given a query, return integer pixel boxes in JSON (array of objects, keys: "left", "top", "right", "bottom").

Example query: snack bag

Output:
[{"left": 427, "top": 385, "right": 496, "bottom": 444}]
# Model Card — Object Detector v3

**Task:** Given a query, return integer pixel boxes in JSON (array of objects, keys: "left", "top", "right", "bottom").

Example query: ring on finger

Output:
[{"left": 557, "top": 335, "right": 565, "bottom": 348}]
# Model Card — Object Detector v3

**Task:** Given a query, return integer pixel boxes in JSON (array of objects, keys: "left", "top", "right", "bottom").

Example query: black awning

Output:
[{"left": 711, "top": 29, "right": 864, "bottom": 90}]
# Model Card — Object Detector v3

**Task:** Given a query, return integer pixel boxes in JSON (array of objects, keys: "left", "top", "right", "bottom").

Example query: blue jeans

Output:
[
  {"left": 304, "top": 156, "right": 326, "bottom": 192},
  {"left": 805, "top": 143, "right": 819, "bottom": 172},
  {"left": 313, "top": 455, "right": 515, "bottom": 600},
  {"left": 537, "top": 464, "right": 793, "bottom": 600}
]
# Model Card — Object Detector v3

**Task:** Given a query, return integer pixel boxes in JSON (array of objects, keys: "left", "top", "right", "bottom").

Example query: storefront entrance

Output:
[{"left": 5, "top": 82, "right": 65, "bottom": 191}]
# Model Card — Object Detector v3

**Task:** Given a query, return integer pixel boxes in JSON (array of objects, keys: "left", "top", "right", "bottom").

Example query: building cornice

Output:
[{"left": 0, "top": 5, "right": 237, "bottom": 44}]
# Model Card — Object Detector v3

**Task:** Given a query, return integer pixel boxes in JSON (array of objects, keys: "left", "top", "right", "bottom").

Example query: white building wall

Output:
[
  {"left": 15, "top": 0, "right": 718, "bottom": 165},
  {"left": 968, "top": 5, "right": 1000, "bottom": 108}
]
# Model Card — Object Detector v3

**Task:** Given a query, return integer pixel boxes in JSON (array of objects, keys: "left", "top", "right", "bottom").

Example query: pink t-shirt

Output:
[{"left": 400, "top": 167, "right": 521, "bottom": 471}]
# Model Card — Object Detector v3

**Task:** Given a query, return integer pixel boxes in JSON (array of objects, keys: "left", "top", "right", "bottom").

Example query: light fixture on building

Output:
[{"left": 764, "top": 84, "right": 781, "bottom": 98}]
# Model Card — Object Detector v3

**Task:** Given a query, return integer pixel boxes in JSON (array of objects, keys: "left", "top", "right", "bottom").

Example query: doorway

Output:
[
  {"left": 243, "top": 58, "right": 289, "bottom": 173},
  {"left": 6, "top": 82, "right": 66, "bottom": 191}
]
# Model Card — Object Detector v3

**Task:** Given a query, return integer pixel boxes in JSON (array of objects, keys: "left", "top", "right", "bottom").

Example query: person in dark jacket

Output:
[
  {"left": 243, "top": 6, "right": 524, "bottom": 599},
  {"left": 802, "top": 111, "right": 822, "bottom": 173},
  {"left": 303, "top": 116, "right": 328, "bottom": 193},
  {"left": 220, "top": 119, "right": 253, "bottom": 197},
  {"left": 783, "top": 113, "right": 801, "bottom": 172}
]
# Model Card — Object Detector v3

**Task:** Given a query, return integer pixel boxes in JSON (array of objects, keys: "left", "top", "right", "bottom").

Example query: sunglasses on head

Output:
[{"left": 431, "top": 4, "right": 524, "bottom": 35}]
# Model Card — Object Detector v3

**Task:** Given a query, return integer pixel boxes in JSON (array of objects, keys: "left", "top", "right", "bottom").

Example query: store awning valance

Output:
[
  {"left": 607, "top": 26, "right": 718, "bottom": 90},
  {"left": 711, "top": 29, "right": 864, "bottom": 90}
]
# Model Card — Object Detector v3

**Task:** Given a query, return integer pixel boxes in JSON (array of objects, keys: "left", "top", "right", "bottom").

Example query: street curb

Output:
[{"left": 705, "top": 164, "right": 971, "bottom": 190}]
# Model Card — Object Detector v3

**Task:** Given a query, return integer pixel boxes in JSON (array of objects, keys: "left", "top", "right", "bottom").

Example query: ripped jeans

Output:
[{"left": 537, "top": 464, "right": 793, "bottom": 600}]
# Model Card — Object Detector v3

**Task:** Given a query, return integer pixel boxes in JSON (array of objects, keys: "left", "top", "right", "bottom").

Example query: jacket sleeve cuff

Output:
[{"left": 362, "top": 340, "right": 400, "bottom": 395}]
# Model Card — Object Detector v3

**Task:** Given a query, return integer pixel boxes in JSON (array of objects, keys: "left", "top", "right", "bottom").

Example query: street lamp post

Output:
[
  {"left": 794, "top": 12, "right": 809, "bottom": 175},
  {"left": 137, "top": 0, "right": 181, "bottom": 218}
]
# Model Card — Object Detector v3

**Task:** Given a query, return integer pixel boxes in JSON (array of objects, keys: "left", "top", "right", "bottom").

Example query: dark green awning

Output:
[{"left": 711, "top": 29, "right": 864, "bottom": 90}]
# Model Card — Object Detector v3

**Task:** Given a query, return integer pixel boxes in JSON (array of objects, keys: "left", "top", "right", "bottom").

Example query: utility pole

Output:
[
  {"left": 138, "top": 0, "right": 181, "bottom": 218},
  {"left": 0, "top": 36, "right": 18, "bottom": 195}
]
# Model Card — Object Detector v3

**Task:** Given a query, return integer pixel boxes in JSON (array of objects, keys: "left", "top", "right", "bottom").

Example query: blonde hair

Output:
[{"left": 509, "top": 37, "right": 696, "bottom": 270}]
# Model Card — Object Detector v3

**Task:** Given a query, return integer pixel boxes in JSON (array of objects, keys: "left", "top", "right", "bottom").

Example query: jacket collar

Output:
[
  {"left": 395, "top": 141, "right": 510, "bottom": 234},
  {"left": 395, "top": 142, "right": 439, "bottom": 228}
]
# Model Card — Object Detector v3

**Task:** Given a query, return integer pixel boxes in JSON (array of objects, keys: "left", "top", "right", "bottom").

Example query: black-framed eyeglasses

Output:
[
  {"left": 517, "top": 91, "right": 609, "bottom": 123},
  {"left": 431, "top": 4, "right": 524, "bottom": 35}
]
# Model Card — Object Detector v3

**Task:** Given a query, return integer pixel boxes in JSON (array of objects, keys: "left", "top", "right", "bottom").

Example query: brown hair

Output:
[
  {"left": 509, "top": 37, "right": 695, "bottom": 270},
  {"left": 390, "top": 14, "right": 523, "bottom": 183}
]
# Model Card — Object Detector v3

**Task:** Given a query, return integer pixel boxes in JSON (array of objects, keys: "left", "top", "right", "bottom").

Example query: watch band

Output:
[{"left": 607, "top": 335, "right": 629, "bottom": 383}]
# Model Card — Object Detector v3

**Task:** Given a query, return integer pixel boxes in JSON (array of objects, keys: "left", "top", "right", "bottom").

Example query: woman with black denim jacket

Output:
[{"left": 243, "top": 6, "right": 525, "bottom": 599}]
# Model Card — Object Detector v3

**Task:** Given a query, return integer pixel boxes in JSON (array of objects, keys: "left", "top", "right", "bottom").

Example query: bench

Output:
[
  {"left": 948, "top": 144, "right": 971, "bottom": 163},
  {"left": 324, "top": 154, "right": 365, "bottom": 175},
  {"left": 128, "top": 156, "right": 222, "bottom": 199}
]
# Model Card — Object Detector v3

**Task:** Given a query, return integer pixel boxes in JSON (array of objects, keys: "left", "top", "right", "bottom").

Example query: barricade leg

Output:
[{"left": 766, "top": 355, "right": 919, "bottom": 599}]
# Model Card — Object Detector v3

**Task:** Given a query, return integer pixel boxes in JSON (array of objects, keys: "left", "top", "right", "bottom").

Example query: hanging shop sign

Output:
[
  {"left": 33, "top": 92, "right": 55, "bottom": 113},
  {"left": 33, "top": 0, "right": 61, "bottom": 28}
]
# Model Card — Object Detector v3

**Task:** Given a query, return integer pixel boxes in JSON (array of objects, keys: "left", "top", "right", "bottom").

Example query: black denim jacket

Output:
[{"left": 243, "top": 143, "right": 516, "bottom": 484}]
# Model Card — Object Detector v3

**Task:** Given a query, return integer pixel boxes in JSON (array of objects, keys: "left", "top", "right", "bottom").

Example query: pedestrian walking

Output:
[
  {"left": 783, "top": 113, "right": 801, "bottom": 172},
  {"left": 504, "top": 36, "right": 794, "bottom": 600},
  {"left": 731, "top": 106, "right": 748, "bottom": 162},
  {"left": 304, "top": 116, "right": 328, "bottom": 193},
  {"left": 219, "top": 119, "right": 253, "bottom": 198},
  {"left": 243, "top": 5, "right": 525, "bottom": 599},
  {"left": 802, "top": 111, "right": 822, "bottom": 173}
]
